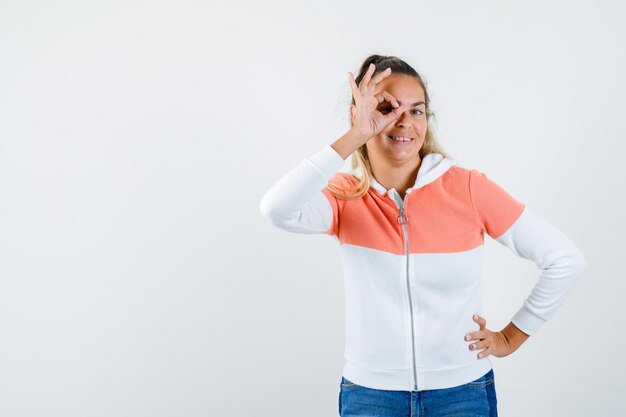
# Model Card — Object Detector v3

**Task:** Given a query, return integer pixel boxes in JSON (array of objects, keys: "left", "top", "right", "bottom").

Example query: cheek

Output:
[{"left": 366, "top": 136, "right": 383, "bottom": 148}]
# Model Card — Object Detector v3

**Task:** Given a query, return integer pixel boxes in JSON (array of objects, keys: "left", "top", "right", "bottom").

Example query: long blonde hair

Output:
[{"left": 328, "top": 55, "right": 452, "bottom": 200}]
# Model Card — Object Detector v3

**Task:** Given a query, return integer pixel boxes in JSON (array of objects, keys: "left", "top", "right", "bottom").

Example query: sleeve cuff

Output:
[
  {"left": 511, "top": 305, "right": 548, "bottom": 336},
  {"left": 307, "top": 145, "right": 346, "bottom": 179}
]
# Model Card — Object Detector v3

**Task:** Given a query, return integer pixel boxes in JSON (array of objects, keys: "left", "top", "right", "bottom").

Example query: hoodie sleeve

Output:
[
  {"left": 469, "top": 169, "right": 588, "bottom": 336},
  {"left": 259, "top": 144, "right": 345, "bottom": 235}
]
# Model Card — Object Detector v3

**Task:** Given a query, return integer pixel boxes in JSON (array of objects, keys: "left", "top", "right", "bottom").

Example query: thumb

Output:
[{"left": 474, "top": 314, "right": 486, "bottom": 330}]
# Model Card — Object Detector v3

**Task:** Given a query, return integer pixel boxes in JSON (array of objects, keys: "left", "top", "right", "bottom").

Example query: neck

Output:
[{"left": 368, "top": 153, "right": 422, "bottom": 197}]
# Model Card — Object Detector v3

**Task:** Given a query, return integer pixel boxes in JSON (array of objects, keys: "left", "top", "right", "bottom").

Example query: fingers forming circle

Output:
[
  {"left": 383, "top": 91, "right": 399, "bottom": 107},
  {"left": 374, "top": 91, "right": 397, "bottom": 107}
]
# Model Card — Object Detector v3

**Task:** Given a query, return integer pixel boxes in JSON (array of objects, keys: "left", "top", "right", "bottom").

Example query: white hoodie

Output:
[{"left": 259, "top": 144, "right": 587, "bottom": 392}]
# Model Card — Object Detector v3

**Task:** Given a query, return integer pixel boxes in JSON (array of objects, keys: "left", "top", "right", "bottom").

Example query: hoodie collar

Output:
[{"left": 368, "top": 153, "right": 457, "bottom": 196}]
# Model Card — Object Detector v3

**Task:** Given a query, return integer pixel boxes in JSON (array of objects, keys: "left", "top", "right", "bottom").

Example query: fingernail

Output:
[
  {"left": 465, "top": 335, "right": 470, "bottom": 341},
  {"left": 478, "top": 353, "right": 482, "bottom": 358},
  {"left": 473, "top": 314, "right": 478, "bottom": 320}
]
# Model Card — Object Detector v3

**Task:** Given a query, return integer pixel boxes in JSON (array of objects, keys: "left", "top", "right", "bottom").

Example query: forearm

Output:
[
  {"left": 495, "top": 207, "right": 587, "bottom": 336},
  {"left": 331, "top": 127, "right": 368, "bottom": 160}
]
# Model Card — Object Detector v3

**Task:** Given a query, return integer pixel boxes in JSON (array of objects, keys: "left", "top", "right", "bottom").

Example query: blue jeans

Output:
[{"left": 338, "top": 368, "right": 498, "bottom": 416}]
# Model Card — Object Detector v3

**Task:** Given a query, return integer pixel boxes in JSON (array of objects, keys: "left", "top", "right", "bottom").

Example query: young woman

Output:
[{"left": 259, "top": 55, "right": 587, "bottom": 417}]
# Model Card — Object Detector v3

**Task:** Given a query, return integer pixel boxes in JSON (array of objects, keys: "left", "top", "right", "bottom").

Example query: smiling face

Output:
[{"left": 361, "top": 75, "right": 428, "bottom": 163}]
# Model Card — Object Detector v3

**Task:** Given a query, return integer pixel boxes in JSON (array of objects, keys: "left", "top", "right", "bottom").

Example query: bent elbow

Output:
[
  {"left": 560, "top": 246, "right": 588, "bottom": 280},
  {"left": 259, "top": 193, "right": 280, "bottom": 225},
  {"left": 259, "top": 192, "right": 294, "bottom": 229}
]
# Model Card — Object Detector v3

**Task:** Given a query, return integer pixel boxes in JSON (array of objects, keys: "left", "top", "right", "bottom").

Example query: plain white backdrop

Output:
[{"left": 0, "top": 0, "right": 624, "bottom": 416}]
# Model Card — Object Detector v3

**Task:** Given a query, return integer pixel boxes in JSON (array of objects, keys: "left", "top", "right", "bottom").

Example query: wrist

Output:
[
  {"left": 500, "top": 321, "right": 530, "bottom": 351},
  {"left": 348, "top": 126, "right": 370, "bottom": 145},
  {"left": 331, "top": 128, "right": 370, "bottom": 160}
]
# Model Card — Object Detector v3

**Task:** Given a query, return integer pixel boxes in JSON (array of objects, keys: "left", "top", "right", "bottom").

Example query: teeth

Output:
[{"left": 390, "top": 136, "right": 413, "bottom": 142}]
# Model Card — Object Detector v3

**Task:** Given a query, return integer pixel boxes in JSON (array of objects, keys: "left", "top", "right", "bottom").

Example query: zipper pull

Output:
[{"left": 397, "top": 207, "right": 409, "bottom": 225}]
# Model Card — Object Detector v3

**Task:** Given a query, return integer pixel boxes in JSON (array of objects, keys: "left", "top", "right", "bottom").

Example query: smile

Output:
[{"left": 388, "top": 136, "right": 414, "bottom": 143}]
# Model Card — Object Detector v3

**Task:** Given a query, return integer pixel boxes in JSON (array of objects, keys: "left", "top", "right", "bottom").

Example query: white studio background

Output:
[{"left": 0, "top": 0, "right": 624, "bottom": 416}]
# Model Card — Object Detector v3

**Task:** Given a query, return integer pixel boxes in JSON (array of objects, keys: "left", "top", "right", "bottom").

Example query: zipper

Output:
[{"left": 395, "top": 192, "right": 419, "bottom": 392}]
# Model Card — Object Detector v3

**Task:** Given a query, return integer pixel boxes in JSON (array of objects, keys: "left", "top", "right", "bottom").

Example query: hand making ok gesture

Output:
[{"left": 347, "top": 63, "right": 412, "bottom": 142}]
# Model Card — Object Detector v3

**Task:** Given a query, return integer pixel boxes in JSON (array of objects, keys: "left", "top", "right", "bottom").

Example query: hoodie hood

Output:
[{"left": 368, "top": 153, "right": 459, "bottom": 196}]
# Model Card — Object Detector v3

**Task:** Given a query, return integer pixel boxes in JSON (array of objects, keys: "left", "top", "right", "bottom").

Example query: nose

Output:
[{"left": 396, "top": 111, "right": 411, "bottom": 127}]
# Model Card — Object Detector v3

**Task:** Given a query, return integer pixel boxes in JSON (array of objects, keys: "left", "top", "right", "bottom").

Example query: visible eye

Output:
[{"left": 379, "top": 107, "right": 424, "bottom": 115}]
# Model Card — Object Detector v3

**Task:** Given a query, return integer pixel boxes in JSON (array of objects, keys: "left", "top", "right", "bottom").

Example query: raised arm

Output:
[
  {"left": 259, "top": 127, "right": 372, "bottom": 234},
  {"left": 260, "top": 63, "right": 418, "bottom": 234},
  {"left": 259, "top": 143, "right": 344, "bottom": 234}
]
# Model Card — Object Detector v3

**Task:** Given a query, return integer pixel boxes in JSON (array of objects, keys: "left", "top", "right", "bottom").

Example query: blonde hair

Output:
[{"left": 327, "top": 55, "right": 452, "bottom": 200}]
